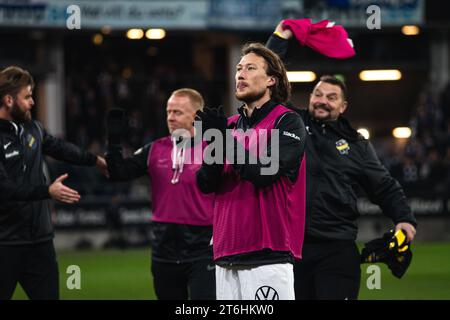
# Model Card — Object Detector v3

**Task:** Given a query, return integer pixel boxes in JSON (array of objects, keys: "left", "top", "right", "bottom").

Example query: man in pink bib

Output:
[
  {"left": 196, "top": 43, "right": 307, "bottom": 300},
  {"left": 106, "top": 88, "right": 215, "bottom": 300}
]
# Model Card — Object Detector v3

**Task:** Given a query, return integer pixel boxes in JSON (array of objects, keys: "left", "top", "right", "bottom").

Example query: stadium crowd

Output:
[{"left": 379, "top": 85, "right": 450, "bottom": 196}]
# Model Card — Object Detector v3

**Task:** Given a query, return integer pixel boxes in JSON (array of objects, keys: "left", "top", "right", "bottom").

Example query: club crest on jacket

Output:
[{"left": 335, "top": 139, "right": 350, "bottom": 155}]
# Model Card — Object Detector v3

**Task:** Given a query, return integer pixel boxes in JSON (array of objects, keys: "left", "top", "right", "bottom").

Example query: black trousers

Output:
[
  {"left": 294, "top": 239, "right": 361, "bottom": 300},
  {"left": 151, "top": 258, "right": 216, "bottom": 300},
  {"left": 0, "top": 240, "right": 59, "bottom": 300}
]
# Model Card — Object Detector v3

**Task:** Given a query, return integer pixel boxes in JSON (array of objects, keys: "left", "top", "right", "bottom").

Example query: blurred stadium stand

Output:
[{"left": 0, "top": 0, "right": 449, "bottom": 249}]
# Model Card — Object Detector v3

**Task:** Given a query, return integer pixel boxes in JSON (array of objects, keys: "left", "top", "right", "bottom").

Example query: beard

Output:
[
  {"left": 309, "top": 103, "right": 333, "bottom": 121},
  {"left": 235, "top": 88, "right": 266, "bottom": 104},
  {"left": 11, "top": 102, "right": 32, "bottom": 123}
]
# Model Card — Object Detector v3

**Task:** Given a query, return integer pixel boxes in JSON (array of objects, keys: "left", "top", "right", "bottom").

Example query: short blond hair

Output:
[{"left": 170, "top": 88, "right": 204, "bottom": 112}]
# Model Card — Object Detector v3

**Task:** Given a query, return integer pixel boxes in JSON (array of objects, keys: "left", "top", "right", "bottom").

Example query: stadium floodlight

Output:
[
  {"left": 126, "top": 29, "right": 144, "bottom": 40},
  {"left": 392, "top": 127, "right": 412, "bottom": 139},
  {"left": 146, "top": 29, "right": 166, "bottom": 40},
  {"left": 401, "top": 25, "right": 420, "bottom": 36},
  {"left": 287, "top": 71, "right": 316, "bottom": 82},
  {"left": 92, "top": 34, "right": 103, "bottom": 45},
  {"left": 357, "top": 128, "right": 370, "bottom": 139},
  {"left": 359, "top": 70, "right": 402, "bottom": 81}
]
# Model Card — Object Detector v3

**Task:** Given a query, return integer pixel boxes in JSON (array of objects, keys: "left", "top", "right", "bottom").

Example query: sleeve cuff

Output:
[
  {"left": 394, "top": 216, "right": 418, "bottom": 228},
  {"left": 273, "top": 31, "right": 289, "bottom": 40},
  {"left": 35, "top": 185, "right": 51, "bottom": 200},
  {"left": 87, "top": 153, "right": 98, "bottom": 166}
]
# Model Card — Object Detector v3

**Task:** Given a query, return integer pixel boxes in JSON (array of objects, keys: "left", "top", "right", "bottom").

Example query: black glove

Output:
[
  {"left": 106, "top": 108, "right": 128, "bottom": 146},
  {"left": 196, "top": 106, "right": 227, "bottom": 136},
  {"left": 195, "top": 106, "right": 228, "bottom": 172},
  {"left": 360, "top": 229, "right": 412, "bottom": 279}
]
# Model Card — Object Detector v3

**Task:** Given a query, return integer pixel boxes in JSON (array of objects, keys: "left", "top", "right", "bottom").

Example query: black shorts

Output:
[
  {"left": 151, "top": 258, "right": 216, "bottom": 300},
  {"left": 294, "top": 239, "right": 361, "bottom": 300},
  {"left": 0, "top": 240, "right": 59, "bottom": 300}
]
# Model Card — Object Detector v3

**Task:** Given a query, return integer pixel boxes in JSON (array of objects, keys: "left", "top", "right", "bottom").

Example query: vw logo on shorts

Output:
[{"left": 255, "top": 286, "right": 279, "bottom": 300}]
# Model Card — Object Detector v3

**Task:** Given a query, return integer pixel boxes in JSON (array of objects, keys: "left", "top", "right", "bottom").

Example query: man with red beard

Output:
[
  {"left": 0, "top": 66, "right": 107, "bottom": 300},
  {"left": 196, "top": 43, "right": 307, "bottom": 300}
]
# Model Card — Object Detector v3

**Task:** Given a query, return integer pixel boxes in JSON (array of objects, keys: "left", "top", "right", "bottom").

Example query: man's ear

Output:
[
  {"left": 2, "top": 95, "right": 14, "bottom": 108},
  {"left": 267, "top": 76, "right": 276, "bottom": 87},
  {"left": 340, "top": 101, "right": 348, "bottom": 114}
]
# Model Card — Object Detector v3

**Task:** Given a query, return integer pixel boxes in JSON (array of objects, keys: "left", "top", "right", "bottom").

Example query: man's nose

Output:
[
  {"left": 314, "top": 96, "right": 327, "bottom": 105},
  {"left": 236, "top": 70, "right": 245, "bottom": 80}
]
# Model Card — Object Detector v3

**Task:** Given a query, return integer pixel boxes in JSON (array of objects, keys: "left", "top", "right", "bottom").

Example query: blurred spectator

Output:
[
  {"left": 103, "top": 195, "right": 127, "bottom": 249},
  {"left": 420, "top": 149, "right": 447, "bottom": 194},
  {"left": 391, "top": 155, "right": 421, "bottom": 193},
  {"left": 383, "top": 84, "right": 449, "bottom": 196}
]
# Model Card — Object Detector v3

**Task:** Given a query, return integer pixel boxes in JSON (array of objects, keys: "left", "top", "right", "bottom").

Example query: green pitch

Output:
[
  {"left": 359, "top": 242, "right": 450, "bottom": 300},
  {"left": 13, "top": 248, "right": 156, "bottom": 300},
  {"left": 12, "top": 242, "right": 450, "bottom": 300}
]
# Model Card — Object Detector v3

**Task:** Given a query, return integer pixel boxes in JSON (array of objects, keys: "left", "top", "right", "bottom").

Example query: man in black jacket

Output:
[
  {"left": 266, "top": 24, "right": 417, "bottom": 299},
  {"left": 0, "top": 66, "right": 107, "bottom": 300}
]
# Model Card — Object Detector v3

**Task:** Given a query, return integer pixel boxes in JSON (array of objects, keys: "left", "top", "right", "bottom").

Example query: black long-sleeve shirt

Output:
[
  {"left": 197, "top": 99, "right": 306, "bottom": 193},
  {"left": 106, "top": 144, "right": 149, "bottom": 182},
  {"left": 0, "top": 119, "right": 96, "bottom": 245}
]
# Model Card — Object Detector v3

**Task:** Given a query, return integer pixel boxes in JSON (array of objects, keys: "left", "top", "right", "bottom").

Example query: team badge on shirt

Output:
[
  {"left": 335, "top": 139, "right": 350, "bottom": 155},
  {"left": 26, "top": 134, "right": 37, "bottom": 150}
]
